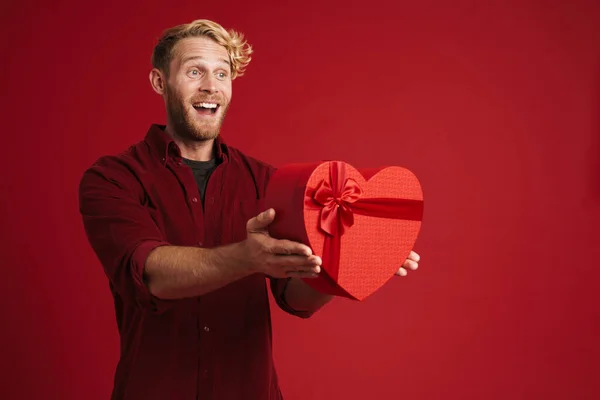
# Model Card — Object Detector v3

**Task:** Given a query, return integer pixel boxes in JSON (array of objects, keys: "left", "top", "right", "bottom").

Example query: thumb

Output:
[{"left": 247, "top": 208, "right": 276, "bottom": 233}]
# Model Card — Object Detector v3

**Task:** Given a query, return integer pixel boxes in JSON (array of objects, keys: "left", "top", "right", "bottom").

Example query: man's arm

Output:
[
  {"left": 144, "top": 213, "right": 321, "bottom": 300},
  {"left": 143, "top": 243, "right": 251, "bottom": 300},
  {"left": 79, "top": 163, "right": 320, "bottom": 312}
]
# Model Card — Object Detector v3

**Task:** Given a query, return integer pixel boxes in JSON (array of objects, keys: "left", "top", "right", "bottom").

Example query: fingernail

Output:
[{"left": 313, "top": 266, "right": 321, "bottom": 273}]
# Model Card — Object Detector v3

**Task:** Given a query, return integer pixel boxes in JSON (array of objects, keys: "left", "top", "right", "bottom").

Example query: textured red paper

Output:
[{"left": 264, "top": 161, "right": 424, "bottom": 301}]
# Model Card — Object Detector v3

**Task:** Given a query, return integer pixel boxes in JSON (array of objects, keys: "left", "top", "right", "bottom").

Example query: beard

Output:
[{"left": 164, "top": 84, "right": 229, "bottom": 142}]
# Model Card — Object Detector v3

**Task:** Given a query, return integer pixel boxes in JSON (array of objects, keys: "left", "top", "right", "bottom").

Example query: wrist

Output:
[{"left": 215, "top": 241, "right": 256, "bottom": 275}]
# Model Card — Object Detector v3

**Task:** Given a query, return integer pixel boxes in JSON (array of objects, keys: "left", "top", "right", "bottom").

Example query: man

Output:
[{"left": 78, "top": 19, "right": 420, "bottom": 400}]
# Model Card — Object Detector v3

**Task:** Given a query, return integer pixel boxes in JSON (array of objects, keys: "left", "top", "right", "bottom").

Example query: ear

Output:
[{"left": 149, "top": 68, "right": 167, "bottom": 95}]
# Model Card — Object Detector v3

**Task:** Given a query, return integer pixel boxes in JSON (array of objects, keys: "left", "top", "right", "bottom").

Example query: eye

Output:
[
  {"left": 216, "top": 71, "right": 229, "bottom": 80},
  {"left": 187, "top": 68, "right": 202, "bottom": 78}
]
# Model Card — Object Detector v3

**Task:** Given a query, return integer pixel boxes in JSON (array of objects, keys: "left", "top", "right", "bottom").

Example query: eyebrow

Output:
[{"left": 181, "top": 56, "right": 230, "bottom": 67}]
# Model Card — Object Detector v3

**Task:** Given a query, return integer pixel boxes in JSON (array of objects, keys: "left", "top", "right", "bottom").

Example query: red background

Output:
[{"left": 2, "top": 0, "right": 599, "bottom": 399}]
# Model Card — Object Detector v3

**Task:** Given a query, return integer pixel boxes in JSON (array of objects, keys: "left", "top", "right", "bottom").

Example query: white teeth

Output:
[{"left": 194, "top": 102, "right": 217, "bottom": 109}]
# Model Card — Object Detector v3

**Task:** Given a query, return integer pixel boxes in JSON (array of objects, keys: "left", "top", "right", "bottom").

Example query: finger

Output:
[
  {"left": 281, "top": 258, "right": 322, "bottom": 273},
  {"left": 295, "top": 262, "right": 322, "bottom": 274},
  {"left": 287, "top": 270, "right": 320, "bottom": 278},
  {"left": 246, "top": 208, "right": 276, "bottom": 233},
  {"left": 286, "top": 262, "right": 322, "bottom": 275},
  {"left": 403, "top": 259, "right": 419, "bottom": 271},
  {"left": 282, "top": 266, "right": 321, "bottom": 277},
  {"left": 269, "top": 239, "right": 313, "bottom": 257},
  {"left": 269, "top": 255, "right": 320, "bottom": 269},
  {"left": 396, "top": 267, "right": 408, "bottom": 277},
  {"left": 307, "top": 255, "right": 322, "bottom": 266},
  {"left": 408, "top": 251, "right": 420, "bottom": 263}
]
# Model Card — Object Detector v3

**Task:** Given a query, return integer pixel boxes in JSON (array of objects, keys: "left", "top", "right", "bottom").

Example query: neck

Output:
[{"left": 165, "top": 125, "right": 215, "bottom": 161}]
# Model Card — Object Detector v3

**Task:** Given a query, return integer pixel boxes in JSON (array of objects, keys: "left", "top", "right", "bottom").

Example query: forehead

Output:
[{"left": 172, "top": 37, "right": 230, "bottom": 65}]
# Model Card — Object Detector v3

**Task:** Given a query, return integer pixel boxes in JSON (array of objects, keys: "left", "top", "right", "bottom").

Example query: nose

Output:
[{"left": 199, "top": 74, "right": 218, "bottom": 94}]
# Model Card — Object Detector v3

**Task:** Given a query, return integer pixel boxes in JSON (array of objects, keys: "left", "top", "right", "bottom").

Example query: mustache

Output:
[{"left": 190, "top": 96, "right": 223, "bottom": 104}]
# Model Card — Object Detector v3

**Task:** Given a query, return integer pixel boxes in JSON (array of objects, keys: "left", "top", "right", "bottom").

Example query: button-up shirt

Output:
[{"left": 78, "top": 124, "right": 309, "bottom": 400}]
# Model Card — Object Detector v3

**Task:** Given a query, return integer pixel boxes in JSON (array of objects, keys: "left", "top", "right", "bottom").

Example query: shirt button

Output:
[
  {"left": 203, "top": 326, "right": 210, "bottom": 332},
  {"left": 191, "top": 197, "right": 198, "bottom": 203}
]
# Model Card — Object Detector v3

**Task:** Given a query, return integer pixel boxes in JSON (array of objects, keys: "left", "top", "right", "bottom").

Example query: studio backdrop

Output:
[{"left": 1, "top": 1, "right": 599, "bottom": 399}]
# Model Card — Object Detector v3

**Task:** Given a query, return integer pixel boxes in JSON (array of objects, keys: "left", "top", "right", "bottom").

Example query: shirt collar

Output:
[{"left": 144, "top": 124, "right": 228, "bottom": 166}]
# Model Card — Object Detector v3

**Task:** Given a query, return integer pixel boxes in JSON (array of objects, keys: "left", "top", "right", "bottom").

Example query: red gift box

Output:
[{"left": 264, "top": 161, "right": 424, "bottom": 301}]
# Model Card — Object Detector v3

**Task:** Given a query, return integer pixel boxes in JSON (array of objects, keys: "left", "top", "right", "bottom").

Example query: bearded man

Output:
[{"left": 78, "top": 19, "right": 420, "bottom": 400}]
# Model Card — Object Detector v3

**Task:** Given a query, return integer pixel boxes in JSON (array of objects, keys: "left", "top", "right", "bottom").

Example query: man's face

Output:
[{"left": 163, "top": 37, "right": 232, "bottom": 141}]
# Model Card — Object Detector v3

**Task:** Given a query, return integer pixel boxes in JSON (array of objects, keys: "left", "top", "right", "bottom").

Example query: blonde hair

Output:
[{"left": 151, "top": 19, "right": 253, "bottom": 79}]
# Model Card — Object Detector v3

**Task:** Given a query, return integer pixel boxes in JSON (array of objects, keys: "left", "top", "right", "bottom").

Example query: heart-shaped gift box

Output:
[{"left": 264, "top": 161, "right": 424, "bottom": 301}]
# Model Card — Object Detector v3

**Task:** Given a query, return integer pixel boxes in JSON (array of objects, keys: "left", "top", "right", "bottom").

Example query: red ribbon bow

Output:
[{"left": 312, "top": 177, "right": 363, "bottom": 236}]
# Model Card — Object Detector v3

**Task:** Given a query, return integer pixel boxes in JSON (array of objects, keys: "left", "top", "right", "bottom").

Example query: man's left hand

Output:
[{"left": 396, "top": 251, "right": 420, "bottom": 277}]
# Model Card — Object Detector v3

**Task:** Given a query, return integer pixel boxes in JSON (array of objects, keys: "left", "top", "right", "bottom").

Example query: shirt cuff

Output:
[
  {"left": 130, "top": 240, "right": 174, "bottom": 314},
  {"left": 270, "top": 277, "right": 314, "bottom": 319}
]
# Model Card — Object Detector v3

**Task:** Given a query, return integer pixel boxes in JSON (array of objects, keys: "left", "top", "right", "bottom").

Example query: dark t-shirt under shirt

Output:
[{"left": 182, "top": 157, "right": 217, "bottom": 204}]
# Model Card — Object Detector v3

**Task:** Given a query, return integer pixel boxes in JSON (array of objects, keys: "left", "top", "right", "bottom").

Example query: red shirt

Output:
[{"left": 78, "top": 124, "right": 309, "bottom": 400}]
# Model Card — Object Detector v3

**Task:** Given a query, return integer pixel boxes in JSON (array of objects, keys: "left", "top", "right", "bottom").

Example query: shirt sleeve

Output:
[
  {"left": 78, "top": 157, "right": 174, "bottom": 314},
  {"left": 269, "top": 277, "right": 314, "bottom": 319}
]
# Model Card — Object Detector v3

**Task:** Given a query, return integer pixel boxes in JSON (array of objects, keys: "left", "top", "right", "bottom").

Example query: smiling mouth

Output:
[{"left": 192, "top": 102, "right": 219, "bottom": 115}]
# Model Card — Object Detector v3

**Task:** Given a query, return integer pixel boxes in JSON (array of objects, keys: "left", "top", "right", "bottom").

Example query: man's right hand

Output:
[{"left": 239, "top": 208, "right": 322, "bottom": 279}]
